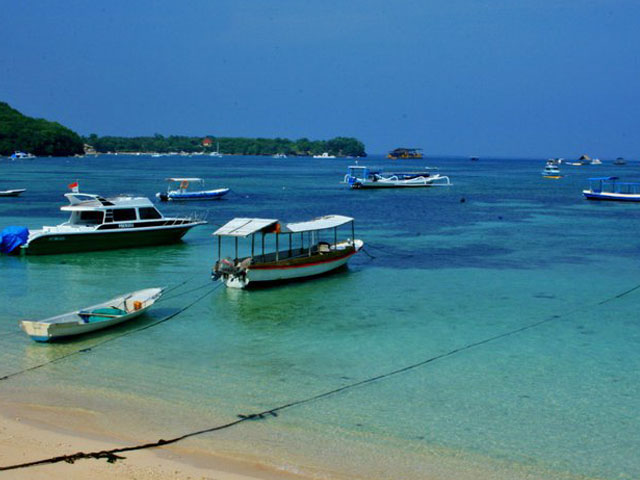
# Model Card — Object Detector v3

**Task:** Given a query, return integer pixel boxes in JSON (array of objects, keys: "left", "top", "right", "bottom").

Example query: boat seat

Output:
[{"left": 318, "top": 242, "right": 331, "bottom": 254}]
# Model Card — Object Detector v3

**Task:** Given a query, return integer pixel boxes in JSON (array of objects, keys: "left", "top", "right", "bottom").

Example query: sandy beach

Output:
[{"left": 0, "top": 400, "right": 310, "bottom": 480}]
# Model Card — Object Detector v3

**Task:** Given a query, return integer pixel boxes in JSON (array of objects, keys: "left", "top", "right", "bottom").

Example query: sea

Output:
[{"left": 1, "top": 154, "right": 639, "bottom": 479}]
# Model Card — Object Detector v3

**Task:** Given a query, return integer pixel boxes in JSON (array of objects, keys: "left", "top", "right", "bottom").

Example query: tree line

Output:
[{"left": 84, "top": 134, "right": 366, "bottom": 157}]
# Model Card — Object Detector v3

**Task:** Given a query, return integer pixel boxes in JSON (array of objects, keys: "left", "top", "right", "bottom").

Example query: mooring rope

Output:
[
  {"left": 2, "top": 281, "right": 638, "bottom": 472},
  {"left": 0, "top": 283, "right": 222, "bottom": 383}
]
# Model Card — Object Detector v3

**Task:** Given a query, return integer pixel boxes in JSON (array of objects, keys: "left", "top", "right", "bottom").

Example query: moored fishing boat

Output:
[
  {"left": 344, "top": 166, "right": 451, "bottom": 188},
  {"left": 387, "top": 148, "right": 423, "bottom": 159},
  {"left": 20, "top": 288, "right": 163, "bottom": 342},
  {"left": 0, "top": 188, "right": 26, "bottom": 197},
  {"left": 212, "top": 215, "right": 363, "bottom": 288},
  {"left": 583, "top": 177, "right": 640, "bottom": 202},
  {"left": 156, "top": 177, "right": 229, "bottom": 201},
  {"left": 19, "top": 189, "right": 206, "bottom": 255}
]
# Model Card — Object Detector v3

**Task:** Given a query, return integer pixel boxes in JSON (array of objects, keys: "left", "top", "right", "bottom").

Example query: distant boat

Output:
[
  {"left": 10, "top": 151, "right": 35, "bottom": 160},
  {"left": 613, "top": 157, "right": 627, "bottom": 165},
  {"left": 387, "top": 148, "right": 423, "bottom": 160},
  {"left": 542, "top": 163, "right": 563, "bottom": 179},
  {"left": 212, "top": 215, "right": 363, "bottom": 288},
  {"left": 273, "top": 153, "right": 287, "bottom": 159},
  {"left": 583, "top": 176, "right": 640, "bottom": 202},
  {"left": 470, "top": 156, "right": 479, "bottom": 162},
  {"left": 156, "top": 177, "right": 229, "bottom": 201},
  {"left": 313, "top": 152, "right": 336, "bottom": 159},
  {"left": 344, "top": 166, "right": 451, "bottom": 189},
  {"left": 20, "top": 288, "right": 163, "bottom": 342},
  {"left": 209, "top": 141, "right": 223, "bottom": 158},
  {"left": 0, "top": 188, "right": 26, "bottom": 197}
]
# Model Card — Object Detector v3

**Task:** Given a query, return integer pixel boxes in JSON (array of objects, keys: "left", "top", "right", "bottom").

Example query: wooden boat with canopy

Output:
[{"left": 212, "top": 215, "right": 363, "bottom": 288}]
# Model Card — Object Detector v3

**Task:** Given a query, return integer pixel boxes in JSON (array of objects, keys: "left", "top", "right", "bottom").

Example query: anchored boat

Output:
[
  {"left": 387, "top": 148, "right": 423, "bottom": 160},
  {"left": 583, "top": 177, "right": 640, "bottom": 202},
  {"left": 344, "top": 166, "right": 451, "bottom": 189},
  {"left": 156, "top": 177, "right": 229, "bottom": 201},
  {"left": 0, "top": 188, "right": 26, "bottom": 197},
  {"left": 20, "top": 288, "right": 163, "bottom": 342},
  {"left": 212, "top": 215, "right": 363, "bottom": 288},
  {"left": 21, "top": 192, "right": 206, "bottom": 255},
  {"left": 542, "top": 162, "right": 563, "bottom": 179}
]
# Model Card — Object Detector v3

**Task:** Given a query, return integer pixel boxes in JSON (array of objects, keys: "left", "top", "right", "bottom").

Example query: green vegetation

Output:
[
  {"left": 85, "top": 134, "right": 367, "bottom": 157},
  {"left": 0, "top": 102, "right": 84, "bottom": 156}
]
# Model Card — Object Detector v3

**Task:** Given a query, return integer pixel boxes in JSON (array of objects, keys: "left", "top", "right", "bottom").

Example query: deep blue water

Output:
[{"left": 1, "top": 154, "right": 639, "bottom": 479}]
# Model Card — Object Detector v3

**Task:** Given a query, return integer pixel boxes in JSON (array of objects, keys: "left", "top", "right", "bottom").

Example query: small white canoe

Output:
[
  {"left": 20, "top": 288, "right": 163, "bottom": 342},
  {"left": 0, "top": 189, "right": 26, "bottom": 197}
]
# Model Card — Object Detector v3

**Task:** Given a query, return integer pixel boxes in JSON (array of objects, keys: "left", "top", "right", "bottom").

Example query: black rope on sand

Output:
[
  {"left": 0, "top": 284, "right": 222, "bottom": 383},
  {"left": 3, "top": 282, "right": 640, "bottom": 472}
]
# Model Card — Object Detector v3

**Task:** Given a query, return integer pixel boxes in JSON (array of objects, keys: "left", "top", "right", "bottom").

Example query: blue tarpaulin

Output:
[{"left": 0, "top": 226, "right": 29, "bottom": 254}]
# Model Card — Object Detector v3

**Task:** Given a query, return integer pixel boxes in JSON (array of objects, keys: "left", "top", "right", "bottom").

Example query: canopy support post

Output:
[
  {"left": 218, "top": 236, "right": 221, "bottom": 261},
  {"left": 288, "top": 233, "right": 292, "bottom": 258},
  {"left": 276, "top": 233, "right": 279, "bottom": 261},
  {"left": 251, "top": 234, "right": 255, "bottom": 257},
  {"left": 262, "top": 233, "right": 265, "bottom": 261},
  {"left": 334, "top": 227, "right": 337, "bottom": 247},
  {"left": 351, "top": 221, "right": 355, "bottom": 246},
  {"left": 235, "top": 237, "right": 238, "bottom": 261}
]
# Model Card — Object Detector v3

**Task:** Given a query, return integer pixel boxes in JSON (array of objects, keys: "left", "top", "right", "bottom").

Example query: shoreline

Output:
[{"left": 0, "top": 400, "right": 312, "bottom": 480}]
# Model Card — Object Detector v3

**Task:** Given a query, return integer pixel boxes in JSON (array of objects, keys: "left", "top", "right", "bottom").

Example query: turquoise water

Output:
[{"left": 1, "top": 155, "right": 639, "bottom": 479}]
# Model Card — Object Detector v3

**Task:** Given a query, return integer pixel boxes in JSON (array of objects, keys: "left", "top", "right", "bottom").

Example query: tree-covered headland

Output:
[
  {"left": 0, "top": 102, "right": 84, "bottom": 156},
  {"left": 85, "top": 134, "right": 366, "bottom": 157}
]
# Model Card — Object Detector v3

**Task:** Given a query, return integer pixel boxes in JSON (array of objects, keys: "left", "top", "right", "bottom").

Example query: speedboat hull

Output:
[{"left": 23, "top": 223, "right": 201, "bottom": 255}]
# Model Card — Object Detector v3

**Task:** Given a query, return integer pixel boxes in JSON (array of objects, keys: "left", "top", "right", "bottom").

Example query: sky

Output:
[{"left": 1, "top": 0, "right": 639, "bottom": 157}]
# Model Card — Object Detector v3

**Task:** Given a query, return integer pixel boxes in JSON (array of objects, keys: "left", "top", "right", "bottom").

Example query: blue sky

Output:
[{"left": 2, "top": 0, "right": 639, "bottom": 157}]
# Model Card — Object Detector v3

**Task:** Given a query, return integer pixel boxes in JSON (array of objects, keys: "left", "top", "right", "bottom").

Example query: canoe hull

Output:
[
  {"left": 23, "top": 224, "right": 198, "bottom": 255},
  {"left": 583, "top": 191, "right": 640, "bottom": 202},
  {"left": 20, "top": 288, "right": 163, "bottom": 342},
  {"left": 0, "top": 189, "right": 26, "bottom": 197}
]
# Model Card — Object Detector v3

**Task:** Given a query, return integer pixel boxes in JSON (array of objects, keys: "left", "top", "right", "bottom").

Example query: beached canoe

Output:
[{"left": 20, "top": 287, "right": 163, "bottom": 342}]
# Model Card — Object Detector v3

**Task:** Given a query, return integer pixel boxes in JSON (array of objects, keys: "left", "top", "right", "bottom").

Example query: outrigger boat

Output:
[
  {"left": 0, "top": 188, "right": 26, "bottom": 197},
  {"left": 344, "top": 166, "right": 451, "bottom": 189},
  {"left": 387, "top": 148, "right": 423, "bottom": 160},
  {"left": 156, "top": 177, "right": 229, "bottom": 201},
  {"left": 20, "top": 288, "right": 163, "bottom": 342},
  {"left": 212, "top": 215, "right": 363, "bottom": 288},
  {"left": 583, "top": 177, "right": 640, "bottom": 202},
  {"left": 20, "top": 191, "right": 206, "bottom": 255}
]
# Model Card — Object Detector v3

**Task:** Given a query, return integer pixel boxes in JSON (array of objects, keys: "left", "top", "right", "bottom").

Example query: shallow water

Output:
[{"left": 1, "top": 155, "right": 639, "bottom": 479}]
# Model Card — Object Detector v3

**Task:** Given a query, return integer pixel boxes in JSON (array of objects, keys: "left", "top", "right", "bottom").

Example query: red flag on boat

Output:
[{"left": 68, "top": 181, "right": 79, "bottom": 193}]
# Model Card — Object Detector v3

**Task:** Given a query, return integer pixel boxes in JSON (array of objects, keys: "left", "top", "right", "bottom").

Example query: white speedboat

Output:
[
  {"left": 20, "top": 288, "right": 163, "bottom": 342},
  {"left": 156, "top": 177, "right": 229, "bottom": 201},
  {"left": 542, "top": 163, "right": 562, "bottom": 178},
  {"left": 0, "top": 188, "right": 26, "bottom": 197},
  {"left": 22, "top": 192, "right": 206, "bottom": 255},
  {"left": 10, "top": 151, "right": 36, "bottom": 160},
  {"left": 344, "top": 166, "right": 451, "bottom": 188},
  {"left": 212, "top": 215, "right": 363, "bottom": 288},
  {"left": 313, "top": 152, "right": 336, "bottom": 159}
]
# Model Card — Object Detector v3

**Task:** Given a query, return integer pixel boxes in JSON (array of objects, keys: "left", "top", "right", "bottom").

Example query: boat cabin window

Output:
[
  {"left": 112, "top": 208, "right": 137, "bottom": 222},
  {"left": 77, "top": 211, "right": 104, "bottom": 225},
  {"left": 138, "top": 207, "right": 162, "bottom": 220}
]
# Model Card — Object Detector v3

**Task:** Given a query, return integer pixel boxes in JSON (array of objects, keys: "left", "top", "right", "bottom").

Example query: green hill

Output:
[{"left": 0, "top": 102, "right": 84, "bottom": 156}]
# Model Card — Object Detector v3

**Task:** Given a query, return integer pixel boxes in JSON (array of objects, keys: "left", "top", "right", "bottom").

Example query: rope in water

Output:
[
  {"left": 2, "top": 281, "right": 638, "bottom": 471},
  {"left": 0, "top": 283, "right": 222, "bottom": 382}
]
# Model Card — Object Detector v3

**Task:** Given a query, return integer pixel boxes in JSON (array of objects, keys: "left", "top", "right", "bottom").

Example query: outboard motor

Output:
[{"left": 0, "top": 226, "right": 29, "bottom": 255}]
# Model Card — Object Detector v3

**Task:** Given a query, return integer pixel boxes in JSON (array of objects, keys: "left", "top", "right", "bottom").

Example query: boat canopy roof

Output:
[
  {"left": 285, "top": 215, "right": 353, "bottom": 233},
  {"left": 166, "top": 177, "right": 203, "bottom": 182},
  {"left": 214, "top": 218, "right": 279, "bottom": 237},
  {"left": 214, "top": 215, "right": 354, "bottom": 237}
]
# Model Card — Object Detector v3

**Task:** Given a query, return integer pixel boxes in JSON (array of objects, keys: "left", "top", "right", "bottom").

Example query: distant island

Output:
[{"left": 0, "top": 101, "right": 366, "bottom": 158}]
